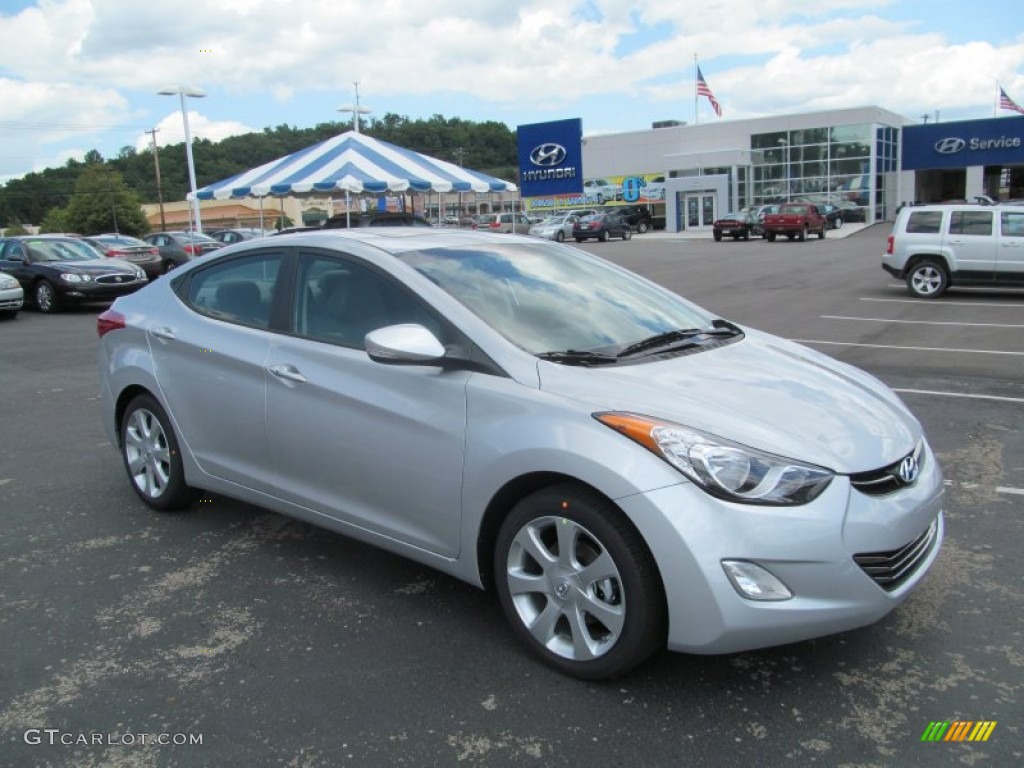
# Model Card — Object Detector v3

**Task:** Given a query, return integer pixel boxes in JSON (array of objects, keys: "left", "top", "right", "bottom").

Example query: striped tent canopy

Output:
[{"left": 191, "top": 130, "right": 516, "bottom": 200}]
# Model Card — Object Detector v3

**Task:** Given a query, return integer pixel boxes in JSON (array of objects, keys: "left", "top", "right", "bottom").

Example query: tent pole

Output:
[
  {"left": 346, "top": 190, "right": 351, "bottom": 228},
  {"left": 258, "top": 196, "right": 264, "bottom": 234}
]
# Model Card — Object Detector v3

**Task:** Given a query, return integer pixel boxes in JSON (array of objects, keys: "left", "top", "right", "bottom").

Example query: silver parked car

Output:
[
  {"left": 528, "top": 214, "right": 579, "bottom": 242},
  {"left": 97, "top": 229, "right": 943, "bottom": 679},
  {"left": 0, "top": 272, "right": 23, "bottom": 318}
]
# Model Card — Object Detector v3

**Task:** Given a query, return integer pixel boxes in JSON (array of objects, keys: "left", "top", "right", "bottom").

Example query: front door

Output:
[
  {"left": 683, "top": 193, "right": 717, "bottom": 230},
  {"left": 263, "top": 250, "right": 469, "bottom": 557}
]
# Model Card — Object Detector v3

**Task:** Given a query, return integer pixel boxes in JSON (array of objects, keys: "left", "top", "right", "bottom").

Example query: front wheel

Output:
[
  {"left": 622, "top": 229, "right": 632, "bottom": 241},
  {"left": 636, "top": 221, "right": 649, "bottom": 234},
  {"left": 599, "top": 230, "right": 609, "bottom": 242},
  {"left": 555, "top": 231, "right": 565, "bottom": 242},
  {"left": 906, "top": 259, "right": 949, "bottom": 299},
  {"left": 713, "top": 231, "right": 722, "bottom": 242},
  {"left": 834, "top": 217, "right": 843, "bottom": 230},
  {"left": 121, "top": 394, "right": 197, "bottom": 510},
  {"left": 494, "top": 485, "right": 665, "bottom": 680},
  {"left": 766, "top": 232, "right": 777, "bottom": 242},
  {"left": 818, "top": 226, "right": 826, "bottom": 240},
  {"left": 34, "top": 280, "right": 59, "bottom": 313}
]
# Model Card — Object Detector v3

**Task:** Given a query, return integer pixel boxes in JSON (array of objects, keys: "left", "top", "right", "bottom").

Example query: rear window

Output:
[
  {"left": 949, "top": 211, "right": 992, "bottom": 236},
  {"left": 905, "top": 211, "right": 943, "bottom": 234}
]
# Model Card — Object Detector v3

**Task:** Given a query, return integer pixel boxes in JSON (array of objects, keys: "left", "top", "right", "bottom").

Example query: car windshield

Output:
[
  {"left": 26, "top": 239, "right": 102, "bottom": 262},
  {"left": 779, "top": 204, "right": 806, "bottom": 214},
  {"left": 395, "top": 242, "right": 715, "bottom": 356}
]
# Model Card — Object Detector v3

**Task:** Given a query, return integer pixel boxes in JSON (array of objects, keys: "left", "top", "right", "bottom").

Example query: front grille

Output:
[
  {"left": 853, "top": 518, "right": 938, "bottom": 591},
  {"left": 850, "top": 442, "right": 924, "bottom": 496},
  {"left": 95, "top": 274, "right": 138, "bottom": 285}
]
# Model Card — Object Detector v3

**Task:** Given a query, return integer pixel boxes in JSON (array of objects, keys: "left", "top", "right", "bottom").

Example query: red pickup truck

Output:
[{"left": 762, "top": 203, "right": 827, "bottom": 242}]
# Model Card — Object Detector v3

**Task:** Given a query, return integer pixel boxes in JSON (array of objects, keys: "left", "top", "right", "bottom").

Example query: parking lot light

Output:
[{"left": 158, "top": 86, "right": 206, "bottom": 234}]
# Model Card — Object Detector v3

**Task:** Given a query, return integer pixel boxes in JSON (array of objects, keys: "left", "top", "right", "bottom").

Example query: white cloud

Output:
[{"left": 134, "top": 111, "right": 258, "bottom": 152}]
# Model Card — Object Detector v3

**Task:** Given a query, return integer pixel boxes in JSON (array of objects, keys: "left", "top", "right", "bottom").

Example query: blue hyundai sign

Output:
[
  {"left": 903, "top": 116, "right": 1024, "bottom": 170},
  {"left": 516, "top": 118, "right": 583, "bottom": 198}
]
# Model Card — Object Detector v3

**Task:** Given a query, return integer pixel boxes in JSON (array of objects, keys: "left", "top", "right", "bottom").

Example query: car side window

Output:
[
  {"left": 183, "top": 252, "right": 282, "bottom": 329},
  {"left": 905, "top": 211, "right": 943, "bottom": 234},
  {"left": 949, "top": 211, "right": 992, "bottom": 236},
  {"left": 293, "top": 252, "right": 444, "bottom": 349},
  {"left": 5, "top": 242, "right": 26, "bottom": 260},
  {"left": 1001, "top": 211, "right": 1024, "bottom": 237}
]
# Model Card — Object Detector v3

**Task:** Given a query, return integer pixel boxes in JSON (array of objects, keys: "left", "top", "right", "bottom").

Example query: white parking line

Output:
[
  {"left": 894, "top": 388, "right": 1024, "bottom": 404},
  {"left": 823, "top": 315, "right": 1024, "bottom": 328},
  {"left": 944, "top": 480, "right": 1024, "bottom": 497},
  {"left": 861, "top": 297, "right": 1024, "bottom": 308},
  {"left": 790, "top": 339, "right": 1024, "bottom": 356}
]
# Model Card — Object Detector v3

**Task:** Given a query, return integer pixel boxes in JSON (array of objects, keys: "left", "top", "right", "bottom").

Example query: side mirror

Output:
[{"left": 365, "top": 324, "right": 446, "bottom": 365}]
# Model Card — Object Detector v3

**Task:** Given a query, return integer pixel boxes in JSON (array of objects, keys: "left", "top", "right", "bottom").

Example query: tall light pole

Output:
[
  {"left": 158, "top": 85, "right": 206, "bottom": 233},
  {"left": 338, "top": 82, "right": 372, "bottom": 133}
]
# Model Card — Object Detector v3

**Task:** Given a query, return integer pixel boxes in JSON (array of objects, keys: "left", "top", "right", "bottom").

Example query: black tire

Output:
[
  {"left": 767, "top": 232, "right": 776, "bottom": 242},
  {"left": 34, "top": 280, "right": 59, "bottom": 313},
  {"left": 599, "top": 230, "right": 609, "bottom": 242},
  {"left": 574, "top": 238, "right": 584, "bottom": 243},
  {"left": 636, "top": 221, "right": 649, "bottom": 234},
  {"left": 555, "top": 231, "right": 565, "bottom": 242},
  {"left": 742, "top": 231, "right": 750, "bottom": 241},
  {"left": 834, "top": 217, "right": 843, "bottom": 230},
  {"left": 713, "top": 232, "right": 722, "bottom": 242},
  {"left": 494, "top": 484, "right": 665, "bottom": 680},
  {"left": 622, "top": 229, "right": 632, "bottom": 241},
  {"left": 818, "top": 225, "right": 826, "bottom": 240},
  {"left": 163, "top": 260, "right": 177, "bottom": 274},
  {"left": 120, "top": 394, "right": 197, "bottom": 511},
  {"left": 797, "top": 227, "right": 807, "bottom": 242},
  {"left": 906, "top": 259, "right": 949, "bottom": 299}
]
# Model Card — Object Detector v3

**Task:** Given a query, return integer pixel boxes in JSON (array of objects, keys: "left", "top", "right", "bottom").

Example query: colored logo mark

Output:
[{"left": 921, "top": 721, "right": 997, "bottom": 742}]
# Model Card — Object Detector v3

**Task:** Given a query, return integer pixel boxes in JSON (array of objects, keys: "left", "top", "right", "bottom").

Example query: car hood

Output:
[
  {"left": 536, "top": 329, "right": 920, "bottom": 473},
  {"left": 51, "top": 259, "right": 139, "bottom": 273}
]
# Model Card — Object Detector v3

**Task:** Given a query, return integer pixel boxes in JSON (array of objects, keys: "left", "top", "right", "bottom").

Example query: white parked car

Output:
[{"left": 0, "top": 272, "right": 23, "bottom": 318}]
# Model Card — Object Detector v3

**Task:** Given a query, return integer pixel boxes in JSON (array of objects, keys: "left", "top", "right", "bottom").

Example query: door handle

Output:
[
  {"left": 268, "top": 364, "right": 307, "bottom": 384},
  {"left": 151, "top": 326, "right": 175, "bottom": 340}
]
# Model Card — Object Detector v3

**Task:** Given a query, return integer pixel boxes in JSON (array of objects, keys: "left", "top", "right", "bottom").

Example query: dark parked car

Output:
[
  {"left": 608, "top": 205, "right": 654, "bottom": 234},
  {"left": 0, "top": 235, "right": 147, "bottom": 313},
  {"left": 573, "top": 213, "right": 633, "bottom": 242},
  {"left": 712, "top": 212, "right": 758, "bottom": 241},
  {"left": 144, "top": 231, "right": 223, "bottom": 272},
  {"left": 322, "top": 212, "right": 432, "bottom": 229},
  {"left": 84, "top": 234, "right": 164, "bottom": 279},
  {"left": 208, "top": 228, "right": 267, "bottom": 244},
  {"left": 819, "top": 204, "right": 847, "bottom": 230}
]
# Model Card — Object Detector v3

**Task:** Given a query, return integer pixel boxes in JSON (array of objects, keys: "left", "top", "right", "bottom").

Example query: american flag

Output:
[
  {"left": 697, "top": 66, "right": 722, "bottom": 118},
  {"left": 999, "top": 86, "right": 1024, "bottom": 115}
]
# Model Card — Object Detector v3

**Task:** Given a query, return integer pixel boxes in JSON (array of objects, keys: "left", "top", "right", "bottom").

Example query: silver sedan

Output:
[
  {"left": 0, "top": 272, "right": 23, "bottom": 317},
  {"left": 528, "top": 213, "right": 579, "bottom": 242},
  {"left": 97, "top": 229, "right": 943, "bottom": 679}
]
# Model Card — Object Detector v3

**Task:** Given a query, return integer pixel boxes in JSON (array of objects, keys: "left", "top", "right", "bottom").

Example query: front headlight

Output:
[
  {"left": 0, "top": 275, "right": 17, "bottom": 289},
  {"left": 60, "top": 273, "right": 92, "bottom": 283},
  {"left": 595, "top": 412, "right": 833, "bottom": 505}
]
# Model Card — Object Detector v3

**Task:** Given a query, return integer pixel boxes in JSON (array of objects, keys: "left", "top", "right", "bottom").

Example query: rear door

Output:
[{"left": 996, "top": 209, "right": 1024, "bottom": 282}]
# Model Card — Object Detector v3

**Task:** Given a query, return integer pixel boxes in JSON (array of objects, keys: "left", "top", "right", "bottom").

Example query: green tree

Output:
[
  {"left": 64, "top": 165, "right": 150, "bottom": 236},
  {"left": 4, "top": 219, "right": 29, "bottom": 235},
  {"left": 39, "top": 206, "right": 70, "bottom": 233}
]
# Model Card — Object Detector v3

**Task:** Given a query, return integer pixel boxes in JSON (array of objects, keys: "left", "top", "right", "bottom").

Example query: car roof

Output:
[{"left": 246, "top": 227, "right": 533, "bottom": 255}]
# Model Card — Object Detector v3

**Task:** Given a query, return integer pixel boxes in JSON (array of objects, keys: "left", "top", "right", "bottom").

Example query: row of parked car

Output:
[{"left": 712, "top": 202, "right": 857, "bottom": 241}]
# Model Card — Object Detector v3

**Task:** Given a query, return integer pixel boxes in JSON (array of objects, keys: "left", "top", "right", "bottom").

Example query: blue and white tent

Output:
[{"left": 191, "top": 130, "right": 516, "bottom": 200}]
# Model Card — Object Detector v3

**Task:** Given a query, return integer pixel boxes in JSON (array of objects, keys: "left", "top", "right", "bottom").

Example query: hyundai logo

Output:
[
  {"left": 934, "top": 137, "right": 966, "bottom": 155},
  {"left": 897, "top": 455, "right": 919, "bottom": 484},
  {"left": 529, "top": 143, "right": 567, "bottom": 167}
]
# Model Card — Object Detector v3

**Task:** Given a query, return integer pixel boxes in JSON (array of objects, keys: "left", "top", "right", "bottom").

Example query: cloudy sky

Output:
[{"left": 0, "top": 0, "right": 1022, "bottom": 182}]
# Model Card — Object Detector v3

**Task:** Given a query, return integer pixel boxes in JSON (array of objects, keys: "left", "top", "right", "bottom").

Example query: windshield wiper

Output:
[
  {"left": 616, "top": 319, "right": 743, "bottom": 358},
  {"left": 536, "top": 349, "right": 620, "bottom": 367}
]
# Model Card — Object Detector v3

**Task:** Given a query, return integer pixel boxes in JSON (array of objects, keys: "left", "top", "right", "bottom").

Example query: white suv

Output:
[{"left": 882, "top": 203, "right": 1024, "bottom": 297}]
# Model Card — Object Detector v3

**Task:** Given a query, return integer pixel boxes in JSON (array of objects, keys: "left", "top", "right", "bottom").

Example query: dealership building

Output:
[{"left": 520, "top": 109, "right": 1024, "bottom": 232}]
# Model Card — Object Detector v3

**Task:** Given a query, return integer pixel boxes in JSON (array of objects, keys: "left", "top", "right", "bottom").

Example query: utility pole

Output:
[{"left": 147, "top": 128, "right": 167, "bottom": 231}]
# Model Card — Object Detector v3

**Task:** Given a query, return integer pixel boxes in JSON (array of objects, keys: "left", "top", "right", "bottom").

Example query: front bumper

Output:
[
  {"left": 57, "top": 278, "right": 147, "bottom": 303},
  {"left": 0, "top": 286, "right": 23, "bottom": 310},
  {"left": 618, "top": 440, "right": 945, "bottom": 654}
]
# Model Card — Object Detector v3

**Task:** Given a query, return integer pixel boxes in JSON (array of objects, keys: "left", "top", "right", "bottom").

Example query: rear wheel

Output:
[
  {"left": 574, "top": 238, "right": 584, "bottom": 243},
  {"left": 834, "top": 217, "right": 843, "bottom": 229},
  {"left": 767, "top": 232, "right": 777, "bottom": 242},
  {"left": 818, "top": 225, "right": 826, "bottom": 240},
  {"left": 494, "top": 484, "right": 665, "bottom": 680},
  {"left": 906, "top": 259, "right": 949, "bottom": 299},
  {"left": 636, "top": 221, "right": 649, "bottom": 234},
  {"left": 713, "top": 231, "right": 722, "bottom": 242},
  {"left": 599, "top": 230, "right": 609, "bottom": 242},
  {"left": 797, "top": 227, "right": 807, "bottom": 242},
  {"left": 120, "top": 394, "right": 197, "bottom": 511}
]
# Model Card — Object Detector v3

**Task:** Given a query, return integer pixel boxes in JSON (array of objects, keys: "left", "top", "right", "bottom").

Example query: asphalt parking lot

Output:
[{"left": 1, "top": 225, "right": 1021, "bottom": 767}]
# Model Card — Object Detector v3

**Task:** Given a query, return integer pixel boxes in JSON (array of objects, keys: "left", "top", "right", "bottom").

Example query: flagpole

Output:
[
  {"left": 995, "top": 83, "right": 998, "bottom": 118},
  {"left": 694, "top": 54, "right": 699, "bottom": 125}
]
